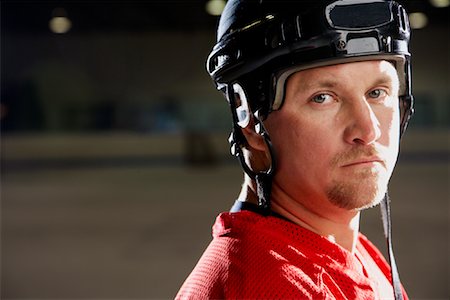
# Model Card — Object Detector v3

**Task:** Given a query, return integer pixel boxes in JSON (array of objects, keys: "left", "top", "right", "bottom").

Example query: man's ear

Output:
[
  {"left": 241, "top": 116, "right": 267, "bottom": 152},
  {"left": 231, "top": 83, "right": 267, "bottom": 153},
  {"left": 240, "top": 114, "right": 272, "bottom": 174}
]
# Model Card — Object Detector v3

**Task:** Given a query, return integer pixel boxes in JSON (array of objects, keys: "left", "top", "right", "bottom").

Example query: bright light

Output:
[
  {"left": 409, "top": 12, "right": 428, "bottom": 29},
  {"left": 429, "top": 0, "right": 450, "bottom": 8},
  {"left": 206, "top": 0, "right": 226, "bottom": 16},
  {"left": 49, "top": 16, "right": 72, "bottom": 33}
]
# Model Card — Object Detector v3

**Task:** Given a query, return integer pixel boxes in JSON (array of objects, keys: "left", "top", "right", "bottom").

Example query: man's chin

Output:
[
  {"left": 354, "top": 193, "right": 385, "bottom": 211},
  {"left": 327, "top": 182, "right": 387, "bottom": 211}
]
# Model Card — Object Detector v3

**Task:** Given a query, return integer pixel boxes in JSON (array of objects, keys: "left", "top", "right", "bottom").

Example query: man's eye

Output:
[
  {"left": 368, "top": 89, "right": 387, "bottom": 99},
  {"left": 311, "top": 94, "right": 332, "bottom": 104}
]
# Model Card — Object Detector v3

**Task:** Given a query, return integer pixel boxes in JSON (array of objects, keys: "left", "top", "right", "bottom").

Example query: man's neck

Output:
[{"left": 237, "top": 180, "right": 361, "bottom": 253}]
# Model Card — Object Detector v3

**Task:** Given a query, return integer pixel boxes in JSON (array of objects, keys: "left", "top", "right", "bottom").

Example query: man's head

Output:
[{"left": 206, "top": 0, "right": 413, "bottom": 210}]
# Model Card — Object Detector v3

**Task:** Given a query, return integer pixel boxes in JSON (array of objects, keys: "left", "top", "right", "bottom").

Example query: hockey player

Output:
[{"left": 177, "top": 1, "right": 414, "bottom": 299}]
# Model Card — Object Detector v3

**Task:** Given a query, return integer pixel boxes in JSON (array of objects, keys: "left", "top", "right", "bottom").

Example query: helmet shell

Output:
[{"left": 207, "top": 0, "right": 413, "bottom": 127}]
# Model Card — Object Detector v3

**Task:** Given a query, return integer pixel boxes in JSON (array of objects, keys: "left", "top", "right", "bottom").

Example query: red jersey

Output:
[{"left": 176, "top": 210, "right": 408, "bottom": 300}]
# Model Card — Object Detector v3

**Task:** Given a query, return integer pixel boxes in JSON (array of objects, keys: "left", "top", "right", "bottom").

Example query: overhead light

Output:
[
  {"left": 49, "top": 17, "right": 72, "bottom": 34},
  {"left": 49, "top": 7, "right": 72, "bottom": 34},
  {"left": 206, "top": 0, "right": 226, "bottom": 16},
  {"left": 429, "top": 0, "right": 450, "bottom": 8},
  {"left": 409, "top": 12, "right": 428, "bottom": 29}
]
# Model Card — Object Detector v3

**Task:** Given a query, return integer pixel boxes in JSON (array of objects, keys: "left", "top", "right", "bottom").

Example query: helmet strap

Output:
[
  {"left": 380, "top": 192, "right": 404, "bottom": 300},
  {"left": 253, "top": 114, "right": 275, "bottom": 213},
  {"left": 226, "top": 84, "right": 276, "bottom": 214},
  {"left": 255, "top": 173, "right": 272, "bottom": 213},
  {"left": 400, "top": 95, "right": 414, "bottom": 138}
]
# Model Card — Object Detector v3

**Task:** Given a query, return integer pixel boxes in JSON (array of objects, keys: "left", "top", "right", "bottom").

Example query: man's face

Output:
[{"left": 265, "top": 60, "right": 400, "bottom": 214}]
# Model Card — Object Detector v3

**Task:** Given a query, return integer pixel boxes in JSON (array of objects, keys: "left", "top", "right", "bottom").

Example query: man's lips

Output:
[{"left": 341, "top": 157, "right": 385, "bottom": 168}]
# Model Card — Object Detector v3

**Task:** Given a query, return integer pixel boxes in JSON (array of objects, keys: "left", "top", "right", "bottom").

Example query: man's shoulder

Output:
[
  {"left": 194, "top": 211, "right": 329, "bottom": 298},
  {"left": 211, "top": 211, "right": 326, "bottom": 273}
]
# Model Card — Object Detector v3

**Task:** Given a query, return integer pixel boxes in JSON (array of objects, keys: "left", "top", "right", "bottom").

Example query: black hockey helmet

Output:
[{"left": 207, "top": 0, "right": 414, "bottom": 134}]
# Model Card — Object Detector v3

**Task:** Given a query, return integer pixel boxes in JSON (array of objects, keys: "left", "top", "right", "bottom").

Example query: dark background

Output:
[{"left": 1, "top": 1, "right": 449, "bottom": 299}]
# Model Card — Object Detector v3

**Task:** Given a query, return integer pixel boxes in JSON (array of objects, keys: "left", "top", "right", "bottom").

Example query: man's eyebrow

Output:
[
  {"left": 372, "top": 74, "right": 397, "bottom": 87},
  {"left": 300, "top": 79, "right": 339, "bottom": 91}
]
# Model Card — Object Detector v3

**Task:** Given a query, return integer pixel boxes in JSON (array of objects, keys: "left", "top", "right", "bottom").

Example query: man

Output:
[{"left": 177, "top": 0, "right": 413, "bottom": 299}]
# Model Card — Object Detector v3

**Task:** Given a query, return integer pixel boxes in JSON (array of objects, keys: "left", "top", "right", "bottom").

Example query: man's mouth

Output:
[{"left": 341, "top": 157, "right": 385, "bottom": 168}]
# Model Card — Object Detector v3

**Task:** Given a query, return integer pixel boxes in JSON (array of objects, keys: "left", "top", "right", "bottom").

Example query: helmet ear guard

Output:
[
  {"left": 400, "top": 94, "right": 414, "bottom": 136},
  {"left": 226, "top": 83, "right": 275, "bottom": 178},
  {"left": 232, "top": 83, "right": 251, "bottom": 129},
  {"left": 399, "top": 55, "right": 414, "bottom": 136}
]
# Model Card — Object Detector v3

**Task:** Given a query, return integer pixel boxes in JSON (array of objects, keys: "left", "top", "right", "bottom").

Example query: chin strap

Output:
[
  {"left": 226, "top": 83, "right": 276, "bottom": 214},
  {"left": 255, "top": 167, "right": 273, "bottom": 213},
  {"left": 253, "top": 114, "right": 275, "bottom": 213},
  {"left": 380, "top": 193, "right": 404, "bottom": 300}
]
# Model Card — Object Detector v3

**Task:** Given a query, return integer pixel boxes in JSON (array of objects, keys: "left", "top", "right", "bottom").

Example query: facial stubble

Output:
[{"left": 326, "top": 147, "right": 391, "bottom": 211}]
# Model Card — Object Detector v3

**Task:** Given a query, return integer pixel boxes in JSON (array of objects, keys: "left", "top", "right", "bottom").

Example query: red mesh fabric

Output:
[{"left": 176, "top": 211, "right": 408, "bottom": 300}]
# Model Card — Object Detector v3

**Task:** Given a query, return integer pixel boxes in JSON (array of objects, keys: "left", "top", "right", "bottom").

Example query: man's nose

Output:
[{"left": 344, "top": 98, "right": 382, "bottom": 145}]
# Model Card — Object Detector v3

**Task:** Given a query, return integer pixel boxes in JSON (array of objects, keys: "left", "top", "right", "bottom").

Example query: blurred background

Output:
[{"left": 1, "top": 0, "right": 449, "bottom": 299}]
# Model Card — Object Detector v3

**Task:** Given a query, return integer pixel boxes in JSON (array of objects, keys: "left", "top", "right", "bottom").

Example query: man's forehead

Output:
[
  {"left": 290, "top": 60, "right": 399, "bottom": 87},
  {"left": 297, "top": 59, "right": 396, "bottom": 75}
]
